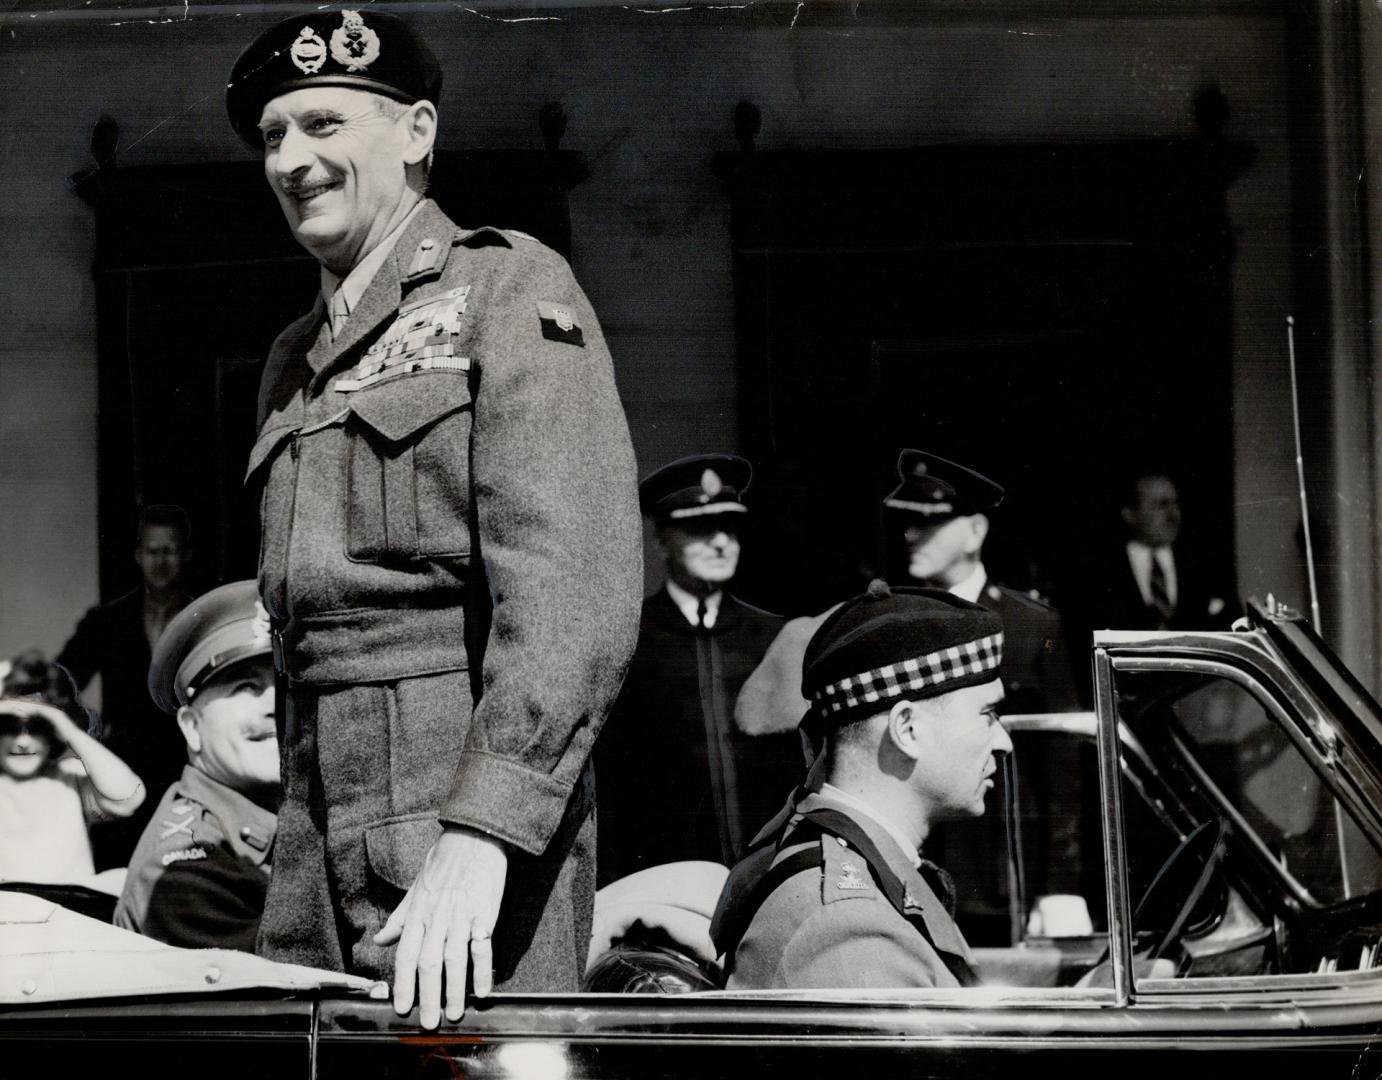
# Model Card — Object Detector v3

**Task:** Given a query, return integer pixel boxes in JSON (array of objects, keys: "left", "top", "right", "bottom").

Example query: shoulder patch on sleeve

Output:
[
  {"left": 536, "top": 300, "right": 585, "bottom": 347},
  {"left": 453, "top": 225, "right": 514, "bottom": 249},
  {"left": 821, "top": 835, "right": 876, "bottom": 904}
]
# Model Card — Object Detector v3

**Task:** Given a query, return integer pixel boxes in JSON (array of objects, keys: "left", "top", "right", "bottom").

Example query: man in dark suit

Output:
[
  {"left": 227, "top": 10, "right": 641, "bottom": 1028},
  {"left": 596, "top": 454, "right": 799, "bottom": 886},
  {"left": 1084, "top": 471, "right": 1237, "bottom": 633},
  {"left": 57, "top": 504, "right": 193, "bottom": 868}
]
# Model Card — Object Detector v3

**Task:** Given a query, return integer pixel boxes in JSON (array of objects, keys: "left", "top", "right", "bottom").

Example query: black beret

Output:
[
  {"left": 640, "top": 454, "right": 752, "bottom": 524},
  {"left": 226, "top": 9, "right": 442, "bottom": 148},
  {"left": 883, "top": 449, "right": 1004, "bottom": 521},
  {"left": 802, "top": 580, "right": 1003, "bottom": 723},
  {"left": 149, "top": 581, "right": 273, "bottom": 714}
]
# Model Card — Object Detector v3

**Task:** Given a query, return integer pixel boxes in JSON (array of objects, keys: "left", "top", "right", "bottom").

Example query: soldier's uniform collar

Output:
[
  {"left": 319, "top": 199, "right": 426, "bottom": 316},
  {"left": 178, "top": 765, "right": 277, "bottom": 867},
  {"left": 795, "top": 786, "right": 973, "bottom": 963}
]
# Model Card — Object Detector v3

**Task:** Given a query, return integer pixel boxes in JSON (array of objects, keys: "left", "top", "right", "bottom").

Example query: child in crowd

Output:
[{"left": 0, "top": 651, "right": 146, "bottom": 882}]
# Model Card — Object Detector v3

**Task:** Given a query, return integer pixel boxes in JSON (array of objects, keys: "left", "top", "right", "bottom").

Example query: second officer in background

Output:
[{"left": 596, "top": 455, "right": 798, "bottom": 885}]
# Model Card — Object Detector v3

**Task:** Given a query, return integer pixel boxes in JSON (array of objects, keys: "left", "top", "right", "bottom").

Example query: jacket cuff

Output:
[{"left": 439, "top": 749, "right": 573, "bottom": 857}]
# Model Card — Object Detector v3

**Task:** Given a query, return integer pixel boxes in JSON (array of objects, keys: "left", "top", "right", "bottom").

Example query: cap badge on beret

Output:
[
  {"left": 701, "top": 469, "right": 724, "bottom": 499},
  {"left": 331, "top": 10, "right": 381, "bottom": 73},
  {"left": 290, "top": 26, "right": 328, "bottom": 74}
]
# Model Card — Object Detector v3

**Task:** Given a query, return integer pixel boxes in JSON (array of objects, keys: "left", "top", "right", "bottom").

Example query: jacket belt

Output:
[{"left": 270, "top": 606, "right": 469, "bottom": 686}]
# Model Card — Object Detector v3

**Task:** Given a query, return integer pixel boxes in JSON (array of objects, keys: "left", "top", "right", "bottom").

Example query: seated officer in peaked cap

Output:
[
  {"left": 595, "top": 455, "right": 797, "bottom": 886},
  {"left": 115, "top": 581, "right": 278, "bottom": 952},
  {"left": 711, "top": 582, "right": 1008, "bottom": 989},
  {"left": 227, "top": 9, "right": 640, "bottom": 1028}
]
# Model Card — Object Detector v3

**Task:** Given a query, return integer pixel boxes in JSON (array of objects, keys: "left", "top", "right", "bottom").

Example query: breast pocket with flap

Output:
[{"left": 343, "top": 372, "right": 473, "bottom": 564}]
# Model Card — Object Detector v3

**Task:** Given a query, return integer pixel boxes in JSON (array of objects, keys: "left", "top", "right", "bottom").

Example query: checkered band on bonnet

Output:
[{"left": 811, "top": 631, "right": 1004, "bottom": 715}]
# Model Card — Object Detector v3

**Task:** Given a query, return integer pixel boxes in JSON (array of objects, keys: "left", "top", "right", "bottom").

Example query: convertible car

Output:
[{"left": 4, "top": 598, "right": 1382, "bottom": 1078}]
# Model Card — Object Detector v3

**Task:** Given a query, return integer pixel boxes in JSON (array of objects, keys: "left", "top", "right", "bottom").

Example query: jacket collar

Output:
[
  {"left": 795, "top": 787, "right": 973, "bottom": 962},
  {"left": 177, "top": 764, "right": 277, "bottom": 868},
  {"left": 304, "top": 198, "right": 456, "bottom": 375}
]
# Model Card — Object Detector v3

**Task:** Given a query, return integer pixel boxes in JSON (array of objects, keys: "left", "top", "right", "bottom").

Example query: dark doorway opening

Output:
[{"left": 718, "top": 122, "right": 1250, "bottom": 619}]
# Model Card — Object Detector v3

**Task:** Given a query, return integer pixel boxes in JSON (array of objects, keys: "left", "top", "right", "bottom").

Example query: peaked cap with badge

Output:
[
  {"left": 116, "top": 579, "right": 278, "bottom": 954},
  {"left": 883, "top": 449, "right": 1004, "bottom": 521},
  {"left": 148, "top": 580, "right": 271, "bottom": 715},
  {"left": 639, "top": 453, "right": 753, "bottom": 524},
  {"left": 234, "top": 6, "right": 643, "bottom": 991},
  {"left": 227, "top": 9, "right": 441, "bottom": 148}
]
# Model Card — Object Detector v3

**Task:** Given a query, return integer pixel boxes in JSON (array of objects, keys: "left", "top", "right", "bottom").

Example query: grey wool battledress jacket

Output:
[{"left": 247, "top": 199, "right": 642, "bottom": 986}]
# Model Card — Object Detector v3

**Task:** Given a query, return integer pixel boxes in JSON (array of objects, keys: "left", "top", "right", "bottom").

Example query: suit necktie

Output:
[
  {"left": 696, "top": 598, "right": 709, "bottom": 631},
  {"left": 1149, "top": 553, "right": 1174, "bottom": 627}
]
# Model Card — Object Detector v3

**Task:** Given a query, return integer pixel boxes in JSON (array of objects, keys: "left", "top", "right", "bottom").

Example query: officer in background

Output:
[
  {"left": 735, "top": 450, "right": 1087, "bottom": 937},
  {"left": 884, "top": 450, "right": 1085, "bottom": 936},
  {"left": 115, "top": 581, "right": 278, "bottom": 951},
  {"left": 712, "top": 582, "right": 1008, "bottom": 989},
  {"left": 227, "top": 10, "right": 640, "bottom": 1028},
  {"left": 596, "top": 455, "right": 797, "bottom": 885},
  {"left": 884, "top": 450, "right": 1077, "bottom": 714}
]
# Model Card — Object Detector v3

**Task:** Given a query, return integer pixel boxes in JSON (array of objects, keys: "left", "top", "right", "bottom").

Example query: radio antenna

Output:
[{"left": 1287, "top": 316, "right": 1323, "bottom": 633}]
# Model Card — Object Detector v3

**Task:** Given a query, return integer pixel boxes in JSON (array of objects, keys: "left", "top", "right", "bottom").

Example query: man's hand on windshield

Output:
[{"left": 373, "top": 825, "right": 508, "bottom": 1029}]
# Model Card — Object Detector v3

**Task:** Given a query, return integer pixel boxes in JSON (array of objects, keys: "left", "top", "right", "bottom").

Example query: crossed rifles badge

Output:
[{"left": 331, "top": 10, "right": 381, "bottom": 72}]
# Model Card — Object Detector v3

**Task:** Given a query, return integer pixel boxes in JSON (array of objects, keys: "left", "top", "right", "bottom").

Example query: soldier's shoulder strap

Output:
[{"left": 713, "top": 808, "right": 979, "bottom": 986}]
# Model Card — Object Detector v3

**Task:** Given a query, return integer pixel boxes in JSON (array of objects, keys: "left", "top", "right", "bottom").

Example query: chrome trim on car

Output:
[{"left": 1094, "top": 648, "right": 1134, "bottom": 1006}]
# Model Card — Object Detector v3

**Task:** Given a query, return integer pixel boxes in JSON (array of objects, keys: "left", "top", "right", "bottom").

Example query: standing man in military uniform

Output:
[
  {"left": 115, "top": 581, "right": 278, "bottom": 952},
  {"left": 884, "top": 450, "right": 1085, "bottom": 935},
  {"left": 883, "top": 450, "right": 1077, "bottom": 715},
  {"left": 595, "top": 455, "right": 796, "bottom": 885},
  {"left": 712, "top": 582, "right": 1009, "bottom": 989},
  {"left": 226, "top": 11, "right": 641, "bottom": 1028}
]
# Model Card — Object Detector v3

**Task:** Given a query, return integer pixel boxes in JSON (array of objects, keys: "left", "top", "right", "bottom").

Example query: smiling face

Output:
[
  {"left": 257, "top": 87, "right": 435, "bottom": 275},
  {"left": 911, "top": 678, "right": 1010, "bottom": 820},
  {"left": 177, "top": 656, "right": 279, "bottom": 801},
  {"left": 659, "top": 521, "right": 742, "bottom": 591},
  {"left": 0, "top": 713, "right": 56, "bottom": 780}
]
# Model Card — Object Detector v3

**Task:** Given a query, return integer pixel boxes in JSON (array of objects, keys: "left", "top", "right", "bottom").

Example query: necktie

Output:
[
  {"left": 696, "top": 598, "right": 709, "bottom": 631},
  {"left": 329, "top": 289, "right": 351, "bottom": 339},
  {"left": 1149, "top": 553, "right": 1174, "bottom": 627}
]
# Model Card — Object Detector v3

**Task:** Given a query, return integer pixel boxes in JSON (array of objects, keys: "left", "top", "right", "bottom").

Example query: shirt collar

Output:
[
  {"left": 665, "top": 579, "right": 723, "bottom": 628},
  {"left": 948, "top": 562, "right": 988, "bottom": 604},
  {"left": 818, "top": 782, "right": 922, "bottom": 867},
  {"left": 319, "top": 199, "right": 426, "bottom": 316}
]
